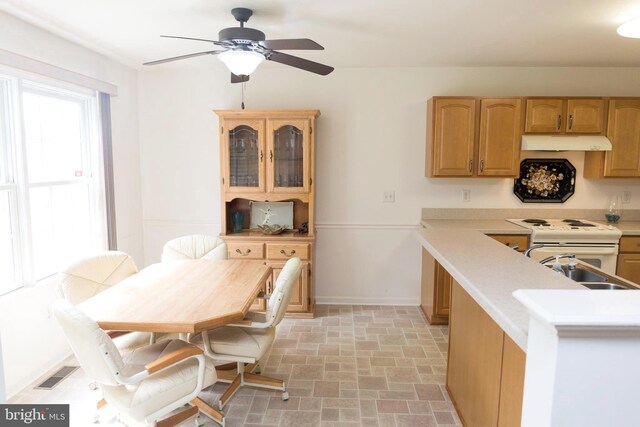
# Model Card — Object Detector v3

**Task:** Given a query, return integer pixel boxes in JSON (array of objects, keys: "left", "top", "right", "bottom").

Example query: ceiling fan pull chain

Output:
[{"left": 241, "top": 82, "right": 246, "bottom": 110}]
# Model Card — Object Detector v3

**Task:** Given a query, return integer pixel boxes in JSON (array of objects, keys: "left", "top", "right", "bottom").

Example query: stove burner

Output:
[
  {"left": 566, "top": 222, "right": 596, "bottom": 227},
  {"left": 522, "top": 219, "right": 548, "bottom": 224}
]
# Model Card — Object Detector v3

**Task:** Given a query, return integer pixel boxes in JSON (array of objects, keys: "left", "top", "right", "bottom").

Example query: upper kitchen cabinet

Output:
[
  {"left": 525, "top": 98, "right": 564, "bottom": 133},
  {"left": 524, "top": 98, "right": 605, "bottom": 134},
  {"left": 566, "top": 99, "right": 605, "bottom": 134},
  {"left": 584, "top": 99, "right": 640, "bottom": 178},
  {"left": 427, "top": 97, "right": 477, "bottom": 177},
  {"left": 426, "top": 97, "right": 521, "bottom": 177},
  {"left": 477, "top": 98, "right": 522, "bottom": 176}
]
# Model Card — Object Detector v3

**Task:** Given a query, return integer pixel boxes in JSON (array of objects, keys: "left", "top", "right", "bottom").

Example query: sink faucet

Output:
[
  {"left": 539, "top": 254, "right": 577, "bottom": 270},
  {"left": 524, "top": 244, "right": 545, "bottom": 257}
]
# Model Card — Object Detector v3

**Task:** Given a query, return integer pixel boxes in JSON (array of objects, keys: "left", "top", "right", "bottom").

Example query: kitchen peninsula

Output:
[{"left": 417, "top": 227, "right": 640, "bottom": 427}]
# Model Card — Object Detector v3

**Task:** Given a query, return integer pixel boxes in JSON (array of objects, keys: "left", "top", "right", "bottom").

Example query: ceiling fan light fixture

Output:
[
  {"left": 218, "top": 50, "right": 265, "bottom": 76},
  {"left": 617, "top": 16, "right": 640, "bottom": 38}
]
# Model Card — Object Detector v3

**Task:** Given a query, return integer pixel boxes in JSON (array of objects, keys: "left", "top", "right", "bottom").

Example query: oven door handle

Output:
[{"left": 533, "top": 247, "right": 618, "bottom": 255}]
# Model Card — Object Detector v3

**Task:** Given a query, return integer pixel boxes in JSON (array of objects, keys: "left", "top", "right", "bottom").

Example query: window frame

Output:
[{"left": 0, "top": 70, "right": 108, "bottom": 295}]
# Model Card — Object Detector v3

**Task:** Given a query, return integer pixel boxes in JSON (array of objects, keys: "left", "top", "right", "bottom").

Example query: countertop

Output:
[
  {"left": 420, "top": 219, "right": 530, "bottom": 235},
  {"left": 616, "top": 222, "right": 640, "bottom": 236},
  {"left": 416, "top": 228, "right": 584, "bottom": 351},
  {"left": 421, "top": 218, "right": 640, "bottom": 236}
]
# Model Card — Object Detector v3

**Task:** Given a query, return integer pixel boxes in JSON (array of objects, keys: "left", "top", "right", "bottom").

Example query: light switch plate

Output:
[{"left": 463, "top": 190, "right": 471, "bottom": 202}]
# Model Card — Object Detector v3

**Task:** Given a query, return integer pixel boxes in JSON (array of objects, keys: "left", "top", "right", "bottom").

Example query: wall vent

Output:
[{"left": 34, "top": 366, "right": 79, "bottom": 390}]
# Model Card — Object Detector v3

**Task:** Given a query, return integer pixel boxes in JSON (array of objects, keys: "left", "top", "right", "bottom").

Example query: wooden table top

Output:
[{"left": 78, "top": 259, "right": 271, "bottom": 333}]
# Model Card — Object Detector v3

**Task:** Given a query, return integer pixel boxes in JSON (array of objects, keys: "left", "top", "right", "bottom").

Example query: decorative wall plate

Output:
[
  {"left": 513, "top": 159, "right": 576, "bottom": 203},
  {"left": 249, "top": 201, "right": 294, "bottom": 229}
]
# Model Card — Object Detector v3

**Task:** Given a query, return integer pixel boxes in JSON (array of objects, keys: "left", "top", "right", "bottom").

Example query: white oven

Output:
[
  {"left": 526, "top": 243, "right": 619, "bottom": 274},
  {"left": 507, "top": 219, "right": 623, "bottom": 276}
]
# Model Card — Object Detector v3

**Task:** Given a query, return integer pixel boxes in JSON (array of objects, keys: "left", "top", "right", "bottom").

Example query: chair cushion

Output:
[
  {"left": 58, "top": 251, "right": 138, "bottom": 305},
  {"left": 103, "top": 340, "right": 216, "bottom": 422},
  {"left": 198, "top": 326, "right": 275, "bottom": 360},
  {"left": 112, "top": 332, "right": 153, "bottom": 353},
  {"left": 161, "top": 235, "right": 227, "bottom": 261}
]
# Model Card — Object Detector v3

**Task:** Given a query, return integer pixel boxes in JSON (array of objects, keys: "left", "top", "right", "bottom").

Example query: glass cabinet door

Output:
[
  {"left": 223, "top": 119, "right": 265, "bottom": 192},
  {"left": 267, "top": 119, "right": 310, "bottom": 193}
]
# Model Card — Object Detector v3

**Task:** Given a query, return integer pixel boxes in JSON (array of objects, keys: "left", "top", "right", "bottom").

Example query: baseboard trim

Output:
[{"left": 315, "top": 296, "right": 419, "bottom": 306}]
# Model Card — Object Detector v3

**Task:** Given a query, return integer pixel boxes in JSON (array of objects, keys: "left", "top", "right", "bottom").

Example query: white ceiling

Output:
[{"left": 3, "top": 0, "right": 640, "bottom": 70}]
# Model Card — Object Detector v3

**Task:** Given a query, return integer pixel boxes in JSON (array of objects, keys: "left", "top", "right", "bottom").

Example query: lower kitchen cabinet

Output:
[
  {"left": 420, "top": 248, "right": 451, "bottom": 325},
  {"left": 617, "top": 237, "right": 640, "bottom": 285},
  {"left": 421, "top": 234, "right": 529, "bottom": 326},
  {"left": 447, "top": 280, "right": 526, "bottom": 427}
]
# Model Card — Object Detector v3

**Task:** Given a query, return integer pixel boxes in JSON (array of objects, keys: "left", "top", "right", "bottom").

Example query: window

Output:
[{"left": 0, "top": 73, "right": 107, "bottom": 295}]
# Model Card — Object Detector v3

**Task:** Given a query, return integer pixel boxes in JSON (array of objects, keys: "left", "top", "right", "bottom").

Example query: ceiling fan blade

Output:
[
  {"left": 160, "top": 35, "right": 228, "bottom": 46},
  {"left": 231, "top": 73, "right": 250, "bottom": 84},
  {"left": 267, "top": 51, "right": 334, "bottom": 76},
  {"left": 143, "top": 50, "right": 222, "bottom": 66},
  {"left": 260, "top": 38, "right": 324, "bottom": 50}
]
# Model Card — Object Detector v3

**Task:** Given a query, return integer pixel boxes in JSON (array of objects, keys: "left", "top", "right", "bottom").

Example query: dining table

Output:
[{"left": 78, "top": 259, "right": 271, "bottom": 334}]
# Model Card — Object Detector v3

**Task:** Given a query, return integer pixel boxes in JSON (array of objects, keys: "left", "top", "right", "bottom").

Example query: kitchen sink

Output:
[
  {"left": 546, "top": 264, "right": 639, "bottom": 290},
  {"left": 580, "top": 282, "right": 632, "bottom": 290}
]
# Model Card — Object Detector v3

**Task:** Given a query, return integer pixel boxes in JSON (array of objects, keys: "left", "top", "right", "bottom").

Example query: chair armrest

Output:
[
  {"left": 106, "top": 330, "right": 131, "bottom": 339},
  {"left": 145, "top": 345, "right": 203, "bottom": 374}
]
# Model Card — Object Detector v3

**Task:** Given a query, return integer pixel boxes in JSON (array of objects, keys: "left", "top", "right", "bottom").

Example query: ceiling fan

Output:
[{"left": 143, "top": 7, "right": 334, "bottom": 83}]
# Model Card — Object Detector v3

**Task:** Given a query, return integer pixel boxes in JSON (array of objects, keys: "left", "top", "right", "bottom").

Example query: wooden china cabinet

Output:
[{"left": 214, "top": 110, "right": 319, "bottom": 318}]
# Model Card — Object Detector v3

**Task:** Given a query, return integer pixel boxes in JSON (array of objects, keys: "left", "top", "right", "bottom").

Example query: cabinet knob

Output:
[
  {"left": 557, "top": 115, "right": 562, "bottom": 130},
  {"left": 280, "top": 249, "right": 296, "bottom": 257},
  {"left": 260, "top": 150, "right": 263, "bottom": 162},
  {"left": 468, "top": 160, "right": 473, "bottom": 173},
  {"left": 569, "top": 115, "right": 573, "bottom": 130},
  {"left": 480, "top": 160, "right": 485, "bottom": 173},
  {"left": 270, "top": 150, "right": 273, "bottom": 162},
  {"left": 235, "top": 248, "right": 252, "bottom": 256}
]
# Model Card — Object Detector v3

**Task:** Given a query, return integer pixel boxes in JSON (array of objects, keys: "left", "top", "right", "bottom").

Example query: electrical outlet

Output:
[
  {"left": 462, "top": 189, "right": 471, "bottom": 202},
  {"left": 383, "top": 190, "right": 395, "bottom": 203},
  {"left": 624, "top": 191, "right": 632, "bottom": 204}
]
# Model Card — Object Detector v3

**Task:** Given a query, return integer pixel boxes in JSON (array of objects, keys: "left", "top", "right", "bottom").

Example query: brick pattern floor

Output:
[{"left": 9, "top": 305, "right": 462, "bottom": 427}]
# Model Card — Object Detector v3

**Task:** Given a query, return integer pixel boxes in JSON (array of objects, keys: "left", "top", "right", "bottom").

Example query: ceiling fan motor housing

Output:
[{"left": 219, "top": 27, "right": 266, "bottom": 45}]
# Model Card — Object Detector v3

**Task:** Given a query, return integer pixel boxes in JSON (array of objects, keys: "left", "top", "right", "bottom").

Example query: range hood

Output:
[{"left": 521, "top": 135, "right": 612, "bottom": 151}]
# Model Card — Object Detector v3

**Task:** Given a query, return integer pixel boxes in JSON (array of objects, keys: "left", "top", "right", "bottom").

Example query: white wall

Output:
[
  {"left": 0, "top": 12, "right": 144, "bottom": 397},
  {"left": 138, "top": 64, "right": 640, "bottom": 306}
]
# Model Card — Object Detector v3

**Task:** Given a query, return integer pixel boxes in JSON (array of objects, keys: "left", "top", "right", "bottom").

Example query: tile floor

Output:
[{"left": 9, "top": 305, "right": 461, "bottom": 427}]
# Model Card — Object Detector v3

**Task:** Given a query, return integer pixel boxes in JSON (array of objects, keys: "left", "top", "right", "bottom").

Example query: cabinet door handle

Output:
[
  {"left": 557, "top": 115, "right": 562, "bottom": 130},
  {"left": 280, "top": 249, "right": 296, "bottom": 257},
  {"left": 235, "top": 248, "right": 252, "bottom": 256},
  {"left": 569, "top": 115, "right": 573, "bottom": 130},
  {"left": 468, "top": 160, "right": 473, "bottom": 173},
  {"left": 260, "top": 150, "right": 263, "bottom": 162},
  {"left": 480, "top": 160, "right": 485, "bottom": 173},
  {"left": 269, "top": 150, "right": 273, "bottom": 162}
]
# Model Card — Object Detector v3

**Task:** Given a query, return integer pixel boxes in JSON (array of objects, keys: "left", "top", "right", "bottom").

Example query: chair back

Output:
[
  {"left": 52, "top": 300, "right": 124, "bottom": 386},
  {"left": 161, "top": 235, "right": 228, "bottom": 261},
  {"left": 266, "top": 258, "right": 302, "bottom": 326},
  {"left": 58, "top": 251, "right": 138, "bottom": 305}
]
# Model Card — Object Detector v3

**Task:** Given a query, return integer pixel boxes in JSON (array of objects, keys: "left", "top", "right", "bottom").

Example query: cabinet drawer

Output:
[
  {"left": 488, "top": 234, "right": 529, "bottom": 251},
  {"left": 266, "top": 243, "right": 310, "bottom": 260},
  {"left": 620, "top": 237, "right": 640, "bottom": 253},
  {"left": 228, "top": 242, "right": 264, "bottom": 259}
]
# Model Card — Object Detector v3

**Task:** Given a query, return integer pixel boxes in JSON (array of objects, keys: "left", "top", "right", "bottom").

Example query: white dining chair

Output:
[
  {"left": 161, "top": 235, "right": 228, "bottom": 261},
  {"left": 57, "top": 251, "right": 154, "bottom": 354},
  {"left": 192, "top": 257, "right": 302, "bottom": 409},
  {"left": 53, "top": 300, "right": 225, "bottom": 427}
]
